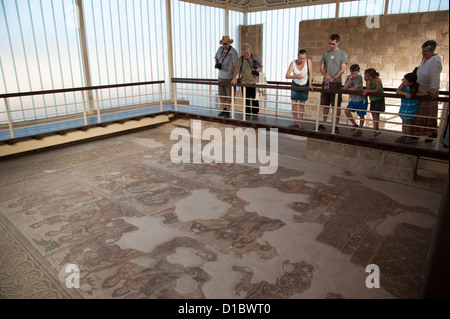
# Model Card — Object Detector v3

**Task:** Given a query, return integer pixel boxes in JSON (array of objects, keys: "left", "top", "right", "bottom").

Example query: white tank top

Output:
[{"left": 292, "top": 60, "right": 308, "bottom": 85}]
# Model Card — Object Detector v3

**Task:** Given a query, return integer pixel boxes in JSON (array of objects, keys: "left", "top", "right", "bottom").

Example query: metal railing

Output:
[
  {"left": 1, "top": 77, "right": 448, "bottom": 157},
  {"left": 171, "top": 78, "right": 449, "bottom": 150},
  {"left": 0, "top": 81, "right": 165, "bottom": 140}
]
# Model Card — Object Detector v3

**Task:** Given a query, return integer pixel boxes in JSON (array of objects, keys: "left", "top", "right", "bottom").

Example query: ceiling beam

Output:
[{"left": 178, "top": 0, "right": 359, "bottom": 13}]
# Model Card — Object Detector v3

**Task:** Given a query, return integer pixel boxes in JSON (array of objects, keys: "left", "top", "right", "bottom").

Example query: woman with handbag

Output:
[{"left": 285, "top": 49, "right": 314, "bottom": 129}]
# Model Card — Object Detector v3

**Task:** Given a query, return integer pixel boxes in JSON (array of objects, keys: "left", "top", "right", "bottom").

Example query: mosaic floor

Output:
[{"left": 0, "top": 120, "right": 443, "bottom": 299}]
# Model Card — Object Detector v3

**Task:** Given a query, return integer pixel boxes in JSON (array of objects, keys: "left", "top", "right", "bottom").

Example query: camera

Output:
[
  {"left": 215, "top": 63, "right": 222, "bottom": 70},
  {"left": 252, "top": 60, "right": 261, "bottom": 77}
]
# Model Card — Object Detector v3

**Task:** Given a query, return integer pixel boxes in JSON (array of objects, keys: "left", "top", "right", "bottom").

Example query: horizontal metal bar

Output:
[
  {"left": 171, "top": 78, "right": 450, "bottom": 102},
  {"left": 172, "top": 78, "right": 450, "bottom": 96},
  {"left": 0, "top": 81, "right": 165, "bottom": 99}
]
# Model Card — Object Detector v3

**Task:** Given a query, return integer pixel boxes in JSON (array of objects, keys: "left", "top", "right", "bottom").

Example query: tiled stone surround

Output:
[{"left": 306, "top": 138, "right": 418, "bottom": 183}]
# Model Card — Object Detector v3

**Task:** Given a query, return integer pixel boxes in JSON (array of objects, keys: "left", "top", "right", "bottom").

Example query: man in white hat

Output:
[{"left": 215, "top": 35, "right": 238, "bottom": 118}]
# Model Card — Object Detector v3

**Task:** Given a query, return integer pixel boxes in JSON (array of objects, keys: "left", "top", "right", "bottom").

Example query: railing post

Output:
[
  {"left": 315, "top": 94, "right": 321, "bottom": 131},
  {"left": 95, "top": 89, "right": 101, "bottom": 123},
  {"left": 263, "top": 86, "right": 267, "bottom": 115},
  {"left": 243, "top": 86, "right": 246, "bottom": 120},
  {"left": 209, "top": 85, "right": 212, "bottom": 109},
  {"left": 331, "top": 90, "right": 339, "bottom": 134},
  {"left": 173, "top": 83, "right": 178, "bottom": 111},
  {"left": 81, "top": 90, "right": 88, "bottom": 125},
  {"left": 3, "top": 98, "right": 14, "bottom": 138},
  {"left": 159, "top": 83, "right": 163, "bottom": 112},
  {"left": 231, "top": 85, "right": 235, "bottom": 120},
  {"left": 275, "top": 88, "right": 279, "bottom": 118}
]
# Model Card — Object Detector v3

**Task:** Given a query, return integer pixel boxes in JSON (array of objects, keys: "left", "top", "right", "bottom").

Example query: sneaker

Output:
[
  {"left": 396, "top": 136, "right": 407, "bottom": 143},
  {"left": 218, "top": 108, "right": 227, "bottom": 117},
  {"left": 318, "top": 124, "right": 326, "bottom": 131},
  {"left": 351, "top": 124, "right": 359, "bottom": 133},
  {"left": 334, "top": 126, "right": 340, "bottom": 134},
  {"left": 223, "top": 111, "right": 230, "bottom": 118},
  {"left": 252, "top": 114, "right": 258, "bottom": 120}
]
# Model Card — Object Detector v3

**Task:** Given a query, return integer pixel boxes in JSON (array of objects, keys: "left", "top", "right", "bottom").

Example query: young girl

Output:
[
  {"left": 362, "top": 68, "right": 385, "bottom": 140},
  {"left": 395, "top": 73, "right": 428, "bottom": 144},
  {"left": 285, "top": 49, "right": 313, "bottom": 129}
]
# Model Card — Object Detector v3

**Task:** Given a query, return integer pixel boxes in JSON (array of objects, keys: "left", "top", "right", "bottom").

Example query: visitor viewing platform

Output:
[{"left": 1, "top": 79, "right": 448, "bottom": 164}]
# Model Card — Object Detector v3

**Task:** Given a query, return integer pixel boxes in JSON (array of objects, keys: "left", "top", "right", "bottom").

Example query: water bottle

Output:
[{"left": 259, "top": 72, "right": 266, "bottom": 84}]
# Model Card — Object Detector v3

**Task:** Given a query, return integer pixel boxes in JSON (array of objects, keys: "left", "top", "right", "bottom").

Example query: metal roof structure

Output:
[{"left": 180, "top": 0, "right": 343, "bottom": 12}]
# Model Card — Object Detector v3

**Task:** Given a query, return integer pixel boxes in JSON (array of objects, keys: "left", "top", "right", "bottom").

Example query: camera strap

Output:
[
  {"left": 245, "top": 56, "right": 254, "bottom": 68},
  {"left": 237, "top": 56, "right": 244, "bottom": 82},
  {"left": 219, "top": 46, "right": 232, "bottom": 64}
]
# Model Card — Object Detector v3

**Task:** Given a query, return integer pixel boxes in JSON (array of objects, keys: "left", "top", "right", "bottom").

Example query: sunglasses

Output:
[{"left": 329, "top": 42, "right": 337, "bottom": 45}]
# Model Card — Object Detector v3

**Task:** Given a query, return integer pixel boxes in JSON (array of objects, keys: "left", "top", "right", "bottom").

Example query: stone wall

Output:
[
  {"left": 299, "top": 11, "right": 449, "bottom": 90},
  {"left": 297, "top": 11, "right": 449, "bottom": 128},
  {"left": 306, "top": 139, "right": 418, "bottom": 183},
  {"left": 240, "top": 24, "right": 263, "bottom": 61}
]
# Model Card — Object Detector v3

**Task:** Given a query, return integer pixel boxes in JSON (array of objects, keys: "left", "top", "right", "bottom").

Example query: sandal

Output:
[
  {"left": 289, "top": 123, "right": 297, "bottom": 128},
  {"left": 404, "top": 137, "right": 418, "bottom": 144},
  {"left": 351, "top": 124, "right": 359, "bottom": 132},
  {"left": 352, "top": 130, "right": 362, "bottom": 137},
  {"left": 369, "top": 131, "right": 381, "bottom": 140},
  {"left": 297, "top": 124, "right": 305, "bottom": 130}
]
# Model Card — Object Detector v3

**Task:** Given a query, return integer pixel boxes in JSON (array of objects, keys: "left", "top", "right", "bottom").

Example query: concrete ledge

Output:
[
  {"left": 306, "top": 138, "right": 418, "bottom": 183},
  {"left": 0, "top": 114, "right": 172, "bottom": 157}
]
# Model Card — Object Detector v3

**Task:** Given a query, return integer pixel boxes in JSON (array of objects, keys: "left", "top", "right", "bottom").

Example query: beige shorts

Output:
[{"left": 218, "top": 78, "right": 232, "bottom": 103}]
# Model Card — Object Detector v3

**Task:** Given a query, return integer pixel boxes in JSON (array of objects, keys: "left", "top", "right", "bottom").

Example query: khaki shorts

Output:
[{"left": 218, "top": 78, "right": 232, "bottom": 103}]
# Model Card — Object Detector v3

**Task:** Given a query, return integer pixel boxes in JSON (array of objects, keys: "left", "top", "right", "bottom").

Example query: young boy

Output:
[{"left": 343, "top": 64, "right": 367, "bottom": 136}]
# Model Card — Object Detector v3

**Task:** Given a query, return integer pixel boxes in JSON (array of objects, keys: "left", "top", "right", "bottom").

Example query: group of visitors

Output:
[
  {"left": 214, "top": 36, "right": 262, "bottom": 120},
  {"left": 214, "top": 34, "right": 443, "bottom": 143}
]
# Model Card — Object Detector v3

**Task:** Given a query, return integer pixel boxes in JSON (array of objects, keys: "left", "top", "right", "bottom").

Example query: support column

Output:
[
  {"left": 225, "top": 4, "right": 229, "bottom": 35},
  {"left": 166, "top": 0, "right": 175, "bottom": 102},
  {"left": 75, "top": 0, "right": 94, "bottom": 114},
  {"left": 335, "top": 0, "right": 340, "bottom": 18}
]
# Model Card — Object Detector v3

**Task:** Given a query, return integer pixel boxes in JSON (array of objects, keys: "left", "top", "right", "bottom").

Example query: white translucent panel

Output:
[
  {"left": 388, "top": 0, "right": 447, "bottom": 13},
  {"left": 339, "top": 0, "right": 385, "bottom": 17},
  {"left": 247, "top": 3, "right": 336, "bottom": 85},
  {"left": 0, "top": 0, "right": 448, "bottom": 124},
  {"left": 171, "top": 0, "right": 224, "bottom": 80},
  {"left": 83, "top": 0, "right": 170, "bottom": 103}
]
